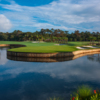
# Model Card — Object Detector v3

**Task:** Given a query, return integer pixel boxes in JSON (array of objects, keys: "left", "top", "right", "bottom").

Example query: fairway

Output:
[{"left": 0, "top": 41, "right": 92, "bottom": 53}]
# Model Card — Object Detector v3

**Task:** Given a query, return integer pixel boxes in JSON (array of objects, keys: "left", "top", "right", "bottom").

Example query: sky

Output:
[{"left": 0, "top": 0, "right": 100, "bottom": 33}]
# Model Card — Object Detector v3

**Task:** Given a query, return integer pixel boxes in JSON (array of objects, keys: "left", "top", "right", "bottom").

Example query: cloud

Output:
[
  {"left": 0, "top": 1, "right": 23, "bottom": 11},
  {"left": 0, "top": 14, "right": 12, "bottom": 32},
  {"left": 0, "top": 0, "right": 100, "bottom": 32}
]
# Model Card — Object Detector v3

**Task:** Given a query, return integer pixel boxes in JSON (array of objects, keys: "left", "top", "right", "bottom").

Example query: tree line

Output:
[{"left": 0, "top": 29, "right": 100, "bottom": 43}]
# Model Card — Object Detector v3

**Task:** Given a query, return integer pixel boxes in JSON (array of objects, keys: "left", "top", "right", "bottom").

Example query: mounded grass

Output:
[{"left": 0, "top": 41, "right": 98, "bottom": 53}]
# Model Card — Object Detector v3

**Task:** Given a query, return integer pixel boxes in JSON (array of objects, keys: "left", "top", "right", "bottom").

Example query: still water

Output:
[{"left": 0, "top": 48, "right": 100, "bottom": 100}]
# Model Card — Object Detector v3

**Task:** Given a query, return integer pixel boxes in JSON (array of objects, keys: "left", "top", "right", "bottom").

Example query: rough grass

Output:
[{"left": 0, "top": 41, "right": 97, "bottom": 53}]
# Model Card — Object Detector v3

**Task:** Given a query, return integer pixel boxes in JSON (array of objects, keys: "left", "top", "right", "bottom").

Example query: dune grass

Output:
[{"left": 0, "top": 41, "right": 96, "bottom": 53}]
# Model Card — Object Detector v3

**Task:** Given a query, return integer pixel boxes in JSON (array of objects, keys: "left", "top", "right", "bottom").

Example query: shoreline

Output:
[
  {"left": 7, "top": 49, "right": 100, "bottom": 58},
  {"left": 7, "top": 52, "right": 100, "bottom": 62}
]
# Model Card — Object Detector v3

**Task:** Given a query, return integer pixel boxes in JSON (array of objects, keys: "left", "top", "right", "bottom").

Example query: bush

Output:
[
  {"left": 71, "top": 85, "right": 100, "bottom": 100},
  {"left": 77, "top": 85, "right": 92, "bottom": 98}
]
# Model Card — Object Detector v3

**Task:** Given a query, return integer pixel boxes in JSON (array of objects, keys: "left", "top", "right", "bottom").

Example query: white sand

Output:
[
  {"left": 76, "top": 46, "right": 99, "bottom": 49},
  {"left": 54, "top": 44, "right": 60, "bottom": 45},
  {"left": 83, "top": 46, "right": 92, "bottom": 47},
  {"left": 76, "top": 47, "right": 85, "bottom": 49},
  {"left": 83, "top": 46, "right": 98, "bottom": 48},
  {"left": 32, "top": 41, "right": 39, "bottom": 43},
  {"left": 32, "top": 41, "right": 45, "bottom": 43}
]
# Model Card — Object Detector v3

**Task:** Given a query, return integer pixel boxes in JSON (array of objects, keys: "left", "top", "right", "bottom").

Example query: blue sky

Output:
[{"left": 0, "top": 0, "right": 100, "bottom": 33}]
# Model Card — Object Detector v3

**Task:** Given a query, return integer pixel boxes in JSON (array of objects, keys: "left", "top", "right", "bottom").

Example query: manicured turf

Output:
[
  {"left": 0, "top": 41, "right": 95, "bottom": 53},
  {"left": 8, "top": 45, "right": 79, "bottom": 53}
]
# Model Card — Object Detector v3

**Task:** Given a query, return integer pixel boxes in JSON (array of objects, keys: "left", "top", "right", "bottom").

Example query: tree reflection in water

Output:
[{"left": 87, "top": 54, "right": 100, "bottom": 63}]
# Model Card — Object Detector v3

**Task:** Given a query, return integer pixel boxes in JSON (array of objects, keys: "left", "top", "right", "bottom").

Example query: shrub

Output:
[
  {"left": 77, "top": 85, "right": 92, "bottom": 98},
  {"left": 71, "top": 85, "right": 100, "bottom": 100}
]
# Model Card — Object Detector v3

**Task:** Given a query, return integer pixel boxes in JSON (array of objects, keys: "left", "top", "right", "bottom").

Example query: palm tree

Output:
[
  {"left": 92, "top": 37, "right": 96, "bottom": 45},
  {"left": 89, "top": 36, "right": 93, "bottom": 45},
  {"left": 89, "top": 36, "right": 96, "bottom": 45},
  {"left": 97, "top": 37, "right": 100, "bottom": 45}
]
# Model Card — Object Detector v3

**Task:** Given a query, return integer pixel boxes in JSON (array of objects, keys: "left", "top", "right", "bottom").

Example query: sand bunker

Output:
[
  {"left": 76, "top": 47, "right": 85, "bottom": 49},
  {"left": 76, "top": 46, "right": 99, "bottom": 49},
  {"left": 32, "top": 41, "right": 45, "bottom": 43},
  {"left": 83, "top": 46, "right": 98, "bottom": 48}
]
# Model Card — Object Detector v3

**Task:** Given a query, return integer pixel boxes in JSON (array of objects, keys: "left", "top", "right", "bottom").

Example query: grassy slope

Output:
[{"left": 0, "top": 41, "right": 91, "bottom": 53}]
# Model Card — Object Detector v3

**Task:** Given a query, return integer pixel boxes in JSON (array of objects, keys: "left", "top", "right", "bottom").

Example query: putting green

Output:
[{"left": 0, "top": 41, "right": 92, "bottom": 53}]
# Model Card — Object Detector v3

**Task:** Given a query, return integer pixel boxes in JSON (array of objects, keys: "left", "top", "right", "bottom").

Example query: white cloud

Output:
[
  {"left": 0, "top": 14, "right": 12, "bottom": 32},
  {"left": 0, "top": 0, "right": 100, "bottom": 32}
]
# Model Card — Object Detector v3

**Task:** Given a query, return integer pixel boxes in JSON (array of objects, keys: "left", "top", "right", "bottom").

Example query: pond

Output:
[{"left": 0, "top": 47, "right": 100, "bottom": 100}]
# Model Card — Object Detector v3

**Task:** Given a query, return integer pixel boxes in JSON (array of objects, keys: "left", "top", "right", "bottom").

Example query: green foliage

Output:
[
  {"left": 89, "top": 36, "right": 97, "bottom": 41},
  {"left": 48, "top": 87, "right": 100, "bottom": 100},
  {"left": 90, "top": 95, "right": 98, "bottom": 100},
  {"left": 77, "top": 85, "right": 92, "bottom": 98},
  {"left": 0, "top": 29, "right": 100, "bottom": 42},
  {"left": 71, "top": 85, "right": 100, "bottom": 100}
]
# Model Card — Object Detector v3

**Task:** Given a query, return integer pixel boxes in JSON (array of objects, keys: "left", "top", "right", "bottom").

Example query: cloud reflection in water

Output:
[
  {"left": 0, "top": 52, "right": 100, "bottom": 83},
  {"left": 0, "top": 48, "right": 100, "bottom": 100}
]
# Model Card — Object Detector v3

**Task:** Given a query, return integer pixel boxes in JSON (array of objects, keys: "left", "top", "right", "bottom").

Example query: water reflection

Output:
[
  {"left": 7, "top": 52, "right": 100, "bottom": 63},
  {"left": 87, "top": 54, "right": 100, "bottom": 63},
  {"left": 0, "top": 47, "right": 8, "bottom": 65},
  {"left": 0, "top": 48, "right": 100, "bottom": 100}
]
